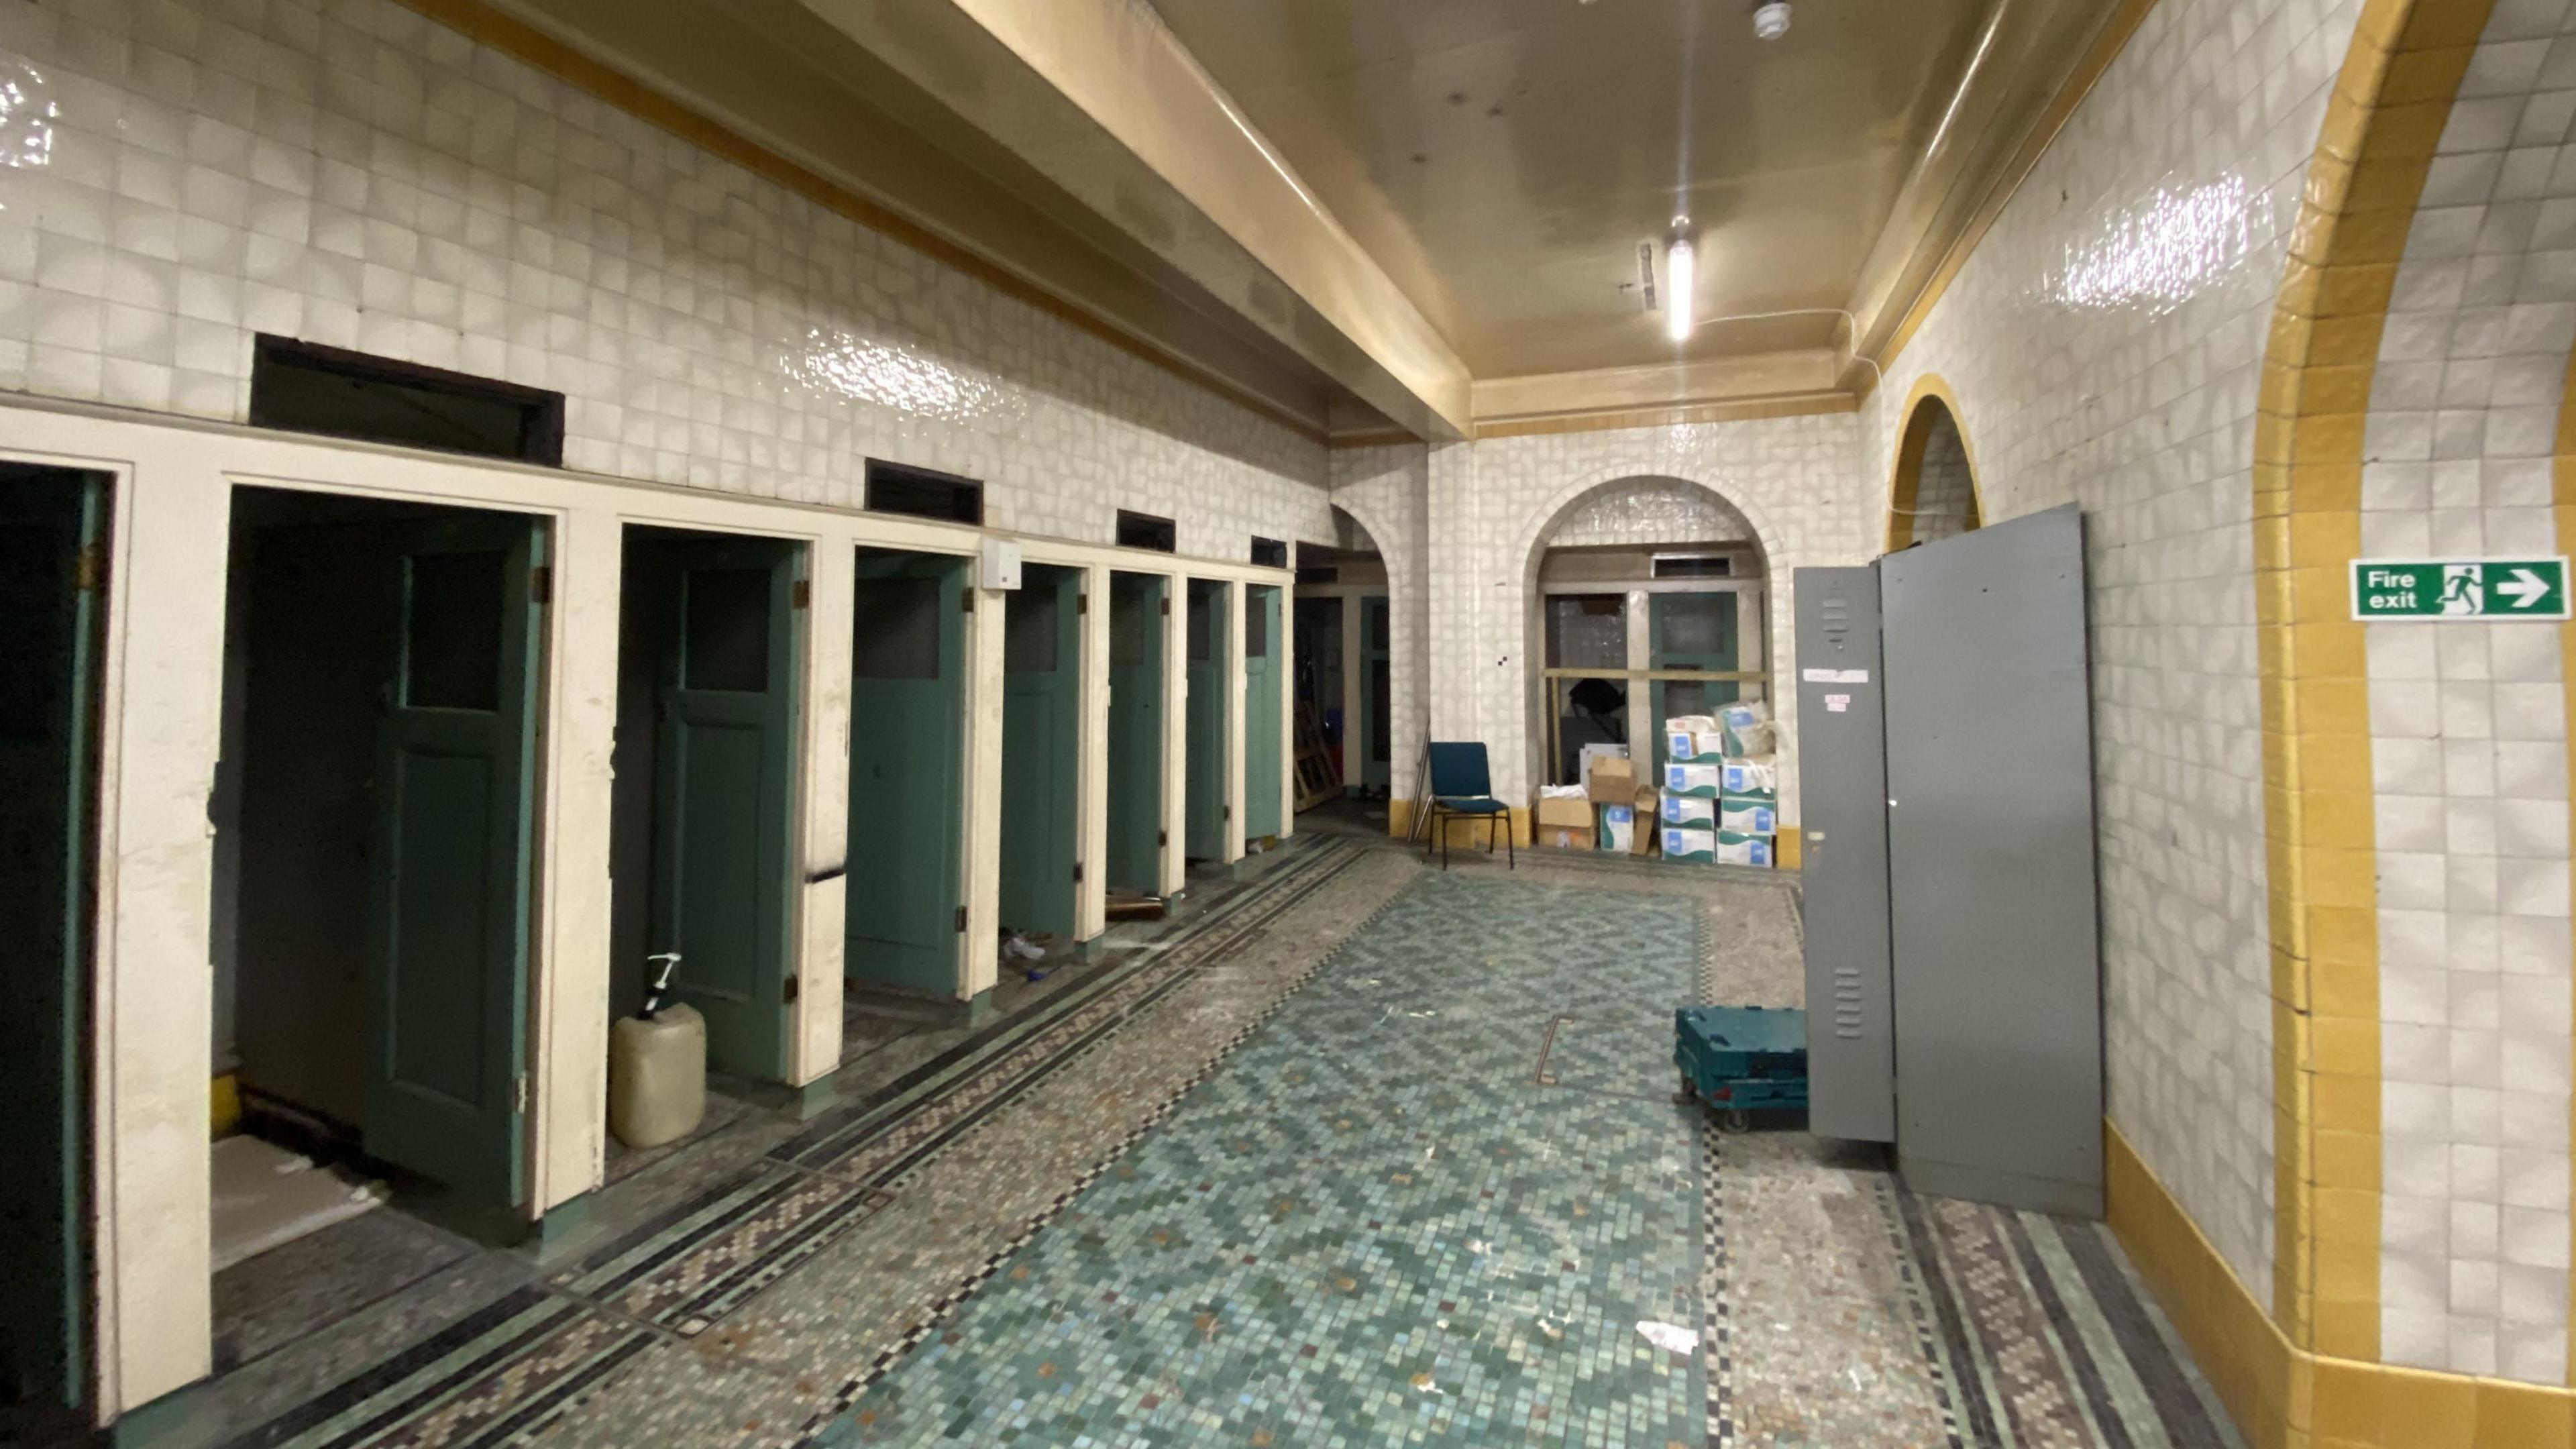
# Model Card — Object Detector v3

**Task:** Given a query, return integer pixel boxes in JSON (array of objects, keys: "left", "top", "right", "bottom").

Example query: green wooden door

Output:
[
  {"left": 0, "top": 471, "right": 102, "bottom": 1421},
  {"left": 1106, "top": 573, "right": 1164, "bottom": 894},
  {"left": 1000, "top": 566, "right": 1081, "bottom": 938},
  {"left": 1358, "top": 595, "right": 1390, "bottom": 789},
  {"left": 367, "top": 514, "right": 543, "bottom": 1206},
  {"left": 1184, "top": 580, "right": 1228, "bottom": 859},
  {"left": 1648, "top": 592, "right": 1739, "bottom": 769},
  {"left": 652, "top": 538, "right": 800, "bottom": 1079},
  {"left": 846, "top": 553, "right": 966, "bottom": 994},
  {"left": 1240, "top": 585, "right": 1282, "bottom": 839}
]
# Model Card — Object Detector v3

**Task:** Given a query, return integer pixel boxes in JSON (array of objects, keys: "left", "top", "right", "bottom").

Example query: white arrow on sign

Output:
[{"left": 2496, "top": 568, "right": 2553, "bottom": 610}]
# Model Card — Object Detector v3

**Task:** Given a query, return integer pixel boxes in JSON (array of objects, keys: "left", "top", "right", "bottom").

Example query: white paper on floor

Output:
[
  {"left": 210, "top": 1134, "right": 388, "bottom": 1272},
  {"left": 1635, "top": 1320, "right": 1701, "bottom": 1355}
]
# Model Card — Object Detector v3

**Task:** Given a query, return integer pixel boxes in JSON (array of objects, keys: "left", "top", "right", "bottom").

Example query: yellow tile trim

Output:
[
  {"left": 382, "top": 0, "right": 1334, "bottom": 445},
  {"left": 1882, "top": 374, "right": 1987, "bottom": 553},
  {"left": 2557, "top": 332, "right": 2576, "bottom": 1387},
  {"left": 2254, "top": 0, "right": 2493, "bottom": 1364},
  {"left": 2110, "top": 1124, "right": 2576, "bottom": 1448}
]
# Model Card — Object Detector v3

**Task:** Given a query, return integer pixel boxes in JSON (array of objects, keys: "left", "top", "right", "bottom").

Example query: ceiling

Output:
[{"left": 1144, "top": 0, "right": 2002, "bottom": 379}]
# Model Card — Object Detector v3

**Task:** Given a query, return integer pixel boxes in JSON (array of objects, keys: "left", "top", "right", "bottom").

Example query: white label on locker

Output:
[
  {"left": 1825, "top": 694, "right": 1850, "bottom": 712},
  {"left": 1801, "top": 667, "right": 1869, "bottom": 684}
]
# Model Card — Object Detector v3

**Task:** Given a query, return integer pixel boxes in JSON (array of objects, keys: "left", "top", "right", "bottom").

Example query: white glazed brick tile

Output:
[
  {"left": 0, "top": 0, "right": 1337, "bottom": 551},
  {"left": 2358, "top": 0, "right": 2576, "bottom": 1385},
  {"left": 1853, "top": 0, "right": 2359, "bottom": 1307}
]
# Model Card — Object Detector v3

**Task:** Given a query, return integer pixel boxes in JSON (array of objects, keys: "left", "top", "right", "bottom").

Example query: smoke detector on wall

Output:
[{"left": 1752, "top": 2, "right": 1791, "bottom": 40}]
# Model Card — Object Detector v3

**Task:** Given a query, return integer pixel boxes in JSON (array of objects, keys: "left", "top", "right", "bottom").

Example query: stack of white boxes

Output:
[{"left": 1658, "top": 702, "right": 1777, "bottom": 867}]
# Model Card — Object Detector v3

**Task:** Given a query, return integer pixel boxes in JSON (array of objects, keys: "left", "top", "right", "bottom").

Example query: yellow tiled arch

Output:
[
  {"left": 1882, "top": 374, "right": 1986, "bottom": 553},
  {"left": 2114, "top": 0, "right": 2576, "bottom": 1442}
]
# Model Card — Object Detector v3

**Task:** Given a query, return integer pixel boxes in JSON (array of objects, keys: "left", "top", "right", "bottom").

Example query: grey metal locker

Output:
[
  {"left": 1792, "top": 567, "right": 1894, "bottom": 1143},
  {"left": 1881, "top": 503, "right": 2102, "bottom": 1217}
]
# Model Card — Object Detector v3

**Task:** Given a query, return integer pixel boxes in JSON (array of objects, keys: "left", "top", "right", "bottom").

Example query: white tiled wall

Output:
[
  {"left": 1419, "top": 414, "right": 1875, "bottom": 818},
  {"left": 0, "top": 0, "right": 1334, "bottom": 553},
  {"left": 1861, "top": 0, "right": 2369, "bottom": 1307},
  {"left": 1907, "top": 409, "right": 1976, "bottom": 545},
  {"left": 2363, "top": 0, "right": 2576, "bottom": 1383},
  {"left": 1544, "top": 476, "right": 1755, "bottom": 549}
]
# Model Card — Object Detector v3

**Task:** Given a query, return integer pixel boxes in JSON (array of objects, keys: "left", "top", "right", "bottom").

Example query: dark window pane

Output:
[
  {"left": 1660, "top": 594, "right": 1731, "bottom": 655},
  {"left": 684, "top": 567, "right": 770, "bottom": 692},
  {"left": 1188, "top": 591, "right": 1213, "bottom": 662},
  {"left": 853, "top": 576, "right": 940, "bottom": 680},
  {"left": 1364, "top": 600, "right": 1389, "bottom": 653},
  {"left": 0, "top": 521, "right": 64, "bottom": 741},
  {"left": 1547, "top": 595, "right": 1624, "bottom": 669},
  {"left": 405, "top": 550, "right": 504, "bottom": 710},
  {"left": 1006, "top": 586, "right": 1059, "bottom": 674},
  {"left": 1664, "top": 680, "right": 1711, "bottom": 718},
  {"left": 1250, "top": 537, "right": 1287, "bottom": 568},
  {"left": 250, "top": 335, "right": 564, "bottom": 465},
  {"left": 1652, "top": 554, "right": 1733, "bottom": 578},
  {"left": 1244, "top": 595, "right": 1269, "bottom": 659},
  {"left": 865, "top": 461, "right": 982, "bottom": 523},
  {"left": 1116, "top": 510, "right": 1175, "bottom": 552}
]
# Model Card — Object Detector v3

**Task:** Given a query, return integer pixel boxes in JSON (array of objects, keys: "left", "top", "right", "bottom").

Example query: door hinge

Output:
[
  {"left": 512, "top": 1073, "right": 530, "bottom": 1114},
  {"left": 955, "top": 904, "right": 968, "bottom": 932},
  {"left": 1078, "top": 593, "right": 1089, "bottom": 615},
  {"left": 783, "top": 974, "right": 800, "bottom": 1004},
  {"left": 1160, "top": 596, "right": 1171, "bottom": 616},
  {"left": 1158, "top": 828, "right": 1168, "bottom": 847},
  {"left": 529, "top": 566, "right": 553, "bottom": 605},
  {"left": 1222, "top": 805, "right": 1232, "bottom": 821},
  {"left": 1073, "top": 861, "right": 1084, "bottom": 884},
  {"left": 791, "top": 579, "right": 811, "bottom": 610},
  {"left": 73, "top": 543, "right": 105, "bottom": 594},
  {"left": 961, "top": 589, "right": 975, "bottom": 614}
]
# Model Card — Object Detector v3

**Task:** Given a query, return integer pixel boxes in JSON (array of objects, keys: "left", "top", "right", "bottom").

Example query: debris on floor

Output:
[
  {"left": 1105, "top": 892, "right": 1166, "bottom": 922},
  {"left": 210, "top": 1134, "right": 388, "bottom": 1272}
]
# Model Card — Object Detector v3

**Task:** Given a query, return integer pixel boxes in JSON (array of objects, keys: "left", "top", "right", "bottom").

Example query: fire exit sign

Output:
[{"left": 2351, "top": 557, "right": 2571, "bottom": 620}]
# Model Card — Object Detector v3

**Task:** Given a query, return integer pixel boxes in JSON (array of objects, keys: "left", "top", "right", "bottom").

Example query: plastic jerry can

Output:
[{"left": 608, "top": 1003, "right": 706, "bottom": 1149}]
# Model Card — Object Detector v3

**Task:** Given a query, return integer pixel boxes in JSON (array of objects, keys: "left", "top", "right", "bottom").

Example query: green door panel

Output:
[
  {"left": 1106, "top": 573, "right": 1164, "bottom": 894},
  {"left": 1240, "top": 585, "right": 1282, "bottom": 840},
  {"left": 1648, "top": 592, "right": 1740, "bottom": 770},
  {"left": 653, "top": 539, "right": 800, "bottom": 1079},
  {"left": 0, "top": 471, "right": 102, "bottom": 1419},
  {"left": 999, "top": 565, "right": 1080, "bottom": 938},
  {"left": 846, "top": 554, "right": 967, "bottom": 994},
  {"left": 1358, "top": 595, "right": 1390, "bottom": 790},
  {"left": 1183, "top": 580, "right": 1228, "bottom": 859},
  {"left": 368, "top": 513, "right": 541, "bottom": 1207}
]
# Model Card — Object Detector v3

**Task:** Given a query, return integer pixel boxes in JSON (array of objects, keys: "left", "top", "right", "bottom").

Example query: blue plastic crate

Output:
[{"left": 1674, "top": 1005, "right": 1809, "bottom": 1127}]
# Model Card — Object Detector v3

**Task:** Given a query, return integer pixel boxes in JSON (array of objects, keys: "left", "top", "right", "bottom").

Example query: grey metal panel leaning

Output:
[
  {"left": 1792, "top": 566, "right": 1894, "bottom": 1144},
  {"left": 1880, "top": 503, "right": 2104, "bottom": 1218}
]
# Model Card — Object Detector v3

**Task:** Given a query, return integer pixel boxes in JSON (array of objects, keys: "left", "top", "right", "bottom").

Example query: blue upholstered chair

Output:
[{"left": 1423, "top": 741, "right": 1513, "bottom": 871}]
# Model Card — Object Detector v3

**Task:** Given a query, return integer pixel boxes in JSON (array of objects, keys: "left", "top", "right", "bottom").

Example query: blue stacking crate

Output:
[{"left": 1674, "top": 1005, "right": 1809, "bottom": 1129}]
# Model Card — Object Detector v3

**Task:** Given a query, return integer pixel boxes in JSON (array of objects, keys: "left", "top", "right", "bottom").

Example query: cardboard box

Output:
[
  {"left": 1578, "top": 743, "right": 1629, "bottom": 789},
  {"left": 1658, "top": 793, "right": 1716, "bottom": 828},
  {"left": 1714, "top": 830, "right": 1775, "bottom": 868},
  {"left": 1720, "top": 757, "right": 1778, "bottom": 797},
  {"left": 1596, "top": 804, "right": 1636, "bottom": 852},
  {"left": 1538, "top": 822, "right": 1595, "bottom": 851},
  {"left": 1719, "top": 796, "right": 1778, "bottom": 835},
  {"left": 1633, "top": 788, "right": 1659, "bottom": 854},
  {"left": 1587, "top": 755, "right": 1638, "bottom": 804},
  {"left": 1662, "top": 761, "right": 1722, "bottom": 798},
  {"left": 1534, "top": 792, "right": 1593, "bottom": 828},
  {"left": 1661, "top": 825, "right": 1717, "bottom": 863}
]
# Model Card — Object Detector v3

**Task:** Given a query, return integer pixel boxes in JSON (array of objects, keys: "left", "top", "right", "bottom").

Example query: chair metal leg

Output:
[{"left": 1507, "top": 818, "right": 1515, "bottom": 869}]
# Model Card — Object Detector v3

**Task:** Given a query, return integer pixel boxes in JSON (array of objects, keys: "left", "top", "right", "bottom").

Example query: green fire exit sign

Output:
[{"left": 2351, "top": 557, "right": 2571, "bottom": 620}]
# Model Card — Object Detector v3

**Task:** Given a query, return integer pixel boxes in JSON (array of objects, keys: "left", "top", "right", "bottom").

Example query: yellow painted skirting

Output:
[
  {"left": 210, "top": 1072, "right": 240, "bottom": 1138},
  {"left": 2108, "top": 1125, "right": 2575, "bottom": 1448},
  {"left": 1882, "top": 374, "right": 1987, "bottom": 553}
]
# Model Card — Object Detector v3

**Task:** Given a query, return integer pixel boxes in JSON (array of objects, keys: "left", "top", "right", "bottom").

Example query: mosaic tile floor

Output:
[{"left": 151, "top": 836, "right": 2240, "bottom": 1449}]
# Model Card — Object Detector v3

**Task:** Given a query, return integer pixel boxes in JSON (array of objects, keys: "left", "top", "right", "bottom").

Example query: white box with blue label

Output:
[
  {"left": 1718, "top": 796, "right": 1776, "bottom": 835},
  {"left": 1719, "top": 756, "right": 1777, "bottom": 798},
  {"left": 1713, "top": 830, "right": 1774, "bottom": 868},
  {"left": 1662, "top": 826, "right": 1717, "bottom": 863},
  {"left": 1597, "top": 803, "right": 1637, "bottom": 852},
  {"left": 1658, "top": 792, "right": 1716, "bottom": 828},
  {"left": 1662, "top": 761, "right": 1722, "bottom": 798},
  {"left": 1661, "top": 715, "right": 1719, "bottom": 763}
]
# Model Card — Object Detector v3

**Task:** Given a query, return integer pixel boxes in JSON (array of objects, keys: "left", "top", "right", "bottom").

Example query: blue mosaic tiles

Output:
[{"left": 817, "top": 875, "right": 1709, "bottom": 1448}]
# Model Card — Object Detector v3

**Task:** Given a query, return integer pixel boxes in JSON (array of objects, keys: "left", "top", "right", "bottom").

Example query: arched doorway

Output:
[
  {"left": 1519, "top": 478, "right": 1770, "bottom": 801},
  {"left": 1886, "top": 386, "right": 1982, "bottom": 551}
]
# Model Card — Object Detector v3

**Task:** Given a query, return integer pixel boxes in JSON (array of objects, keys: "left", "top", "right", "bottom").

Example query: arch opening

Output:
[
  {"left": 1519, "top": 477, "right": 1772, "bottom": 826},
  {"left": 1886, "top": 391, "right": 1982, "bottom": 551},
  {"left": 1293, "top": 506, "right": 1391, "bottom": 820}
]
